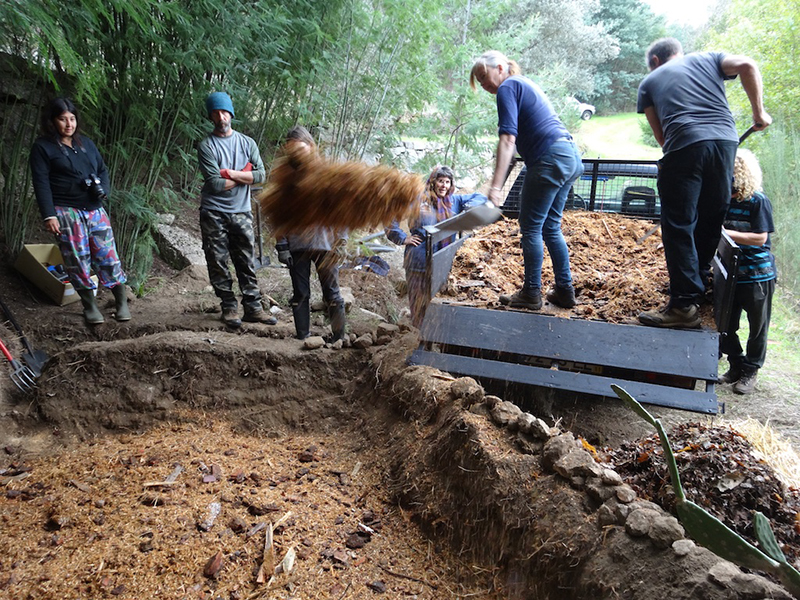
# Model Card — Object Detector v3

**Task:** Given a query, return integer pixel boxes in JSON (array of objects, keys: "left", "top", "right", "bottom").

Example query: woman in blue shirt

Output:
[
  {"left": 386, "top": 165, "right": 487, "bottom": 327},
  {"left": 470, "top": 50, "right": 583, "bottom": 310}
]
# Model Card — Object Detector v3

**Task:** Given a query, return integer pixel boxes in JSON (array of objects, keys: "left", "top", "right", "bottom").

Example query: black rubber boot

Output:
[
  {"left": 328, "top": 301, "right": 346, "bottom": 342},
  {"left": 77, "top": 289, "right": 104, "bottom": 325},
  {"left": 112, "top": 284, "right": 131, "bottom": 321},
  {"left": 292, "top": 304, "right": 310, "bottom": 340}
]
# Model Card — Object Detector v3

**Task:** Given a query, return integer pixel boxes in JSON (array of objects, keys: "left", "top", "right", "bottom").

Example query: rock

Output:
[
  {"left": 490, "top": 401, "right": 523, "bottom": 427},
  {"left": 483, "top": 395, "right": 501, "bottom": 409},
  {"left": 553, "top": 449, "right": 603, "bottom": 480},
  {"left": 303, "top": 336, "right": 326, "bottom": 350},
  {"left": 340, "top": 286, "right": 355, "bottom": 311},
  {"left": 672, "top": 539, "right": 695, "bottom": 557},
  {"left": 516, "top": 413, "right": 536, "bottom": 434},
  {"left": 542, "top": 433, "right": 581, "bottom": 472},
  {"left": 707, "top": 561, "right": 741, "bottom": 587},
  {"left": 600, "top": 469, "right": 623, "bottom": 486},
  {"left": 330, "top": 339, "right": 344, "bottom": 350},
  {"left": 628, "top": 500, "right": 662, "bottom": 514},
  {"left": 615, "top": 484, "right": 637, "bottom": 503},
  {"left": 528, "top": 417, "right": 552, "bottom": 441},
  {"left": 516, "top": 431, "right": 543, "bottom": 455},
  {"left": 469, "top": 403, "right": 491, "bottom": 418},
  {"left": 375, "top": 335, "right": 392, "bottom": 345},
  {"left": 585, "top": 477, "right": 616, "bottom": 502},
  {"left": 597, "top": 498, "right": 622, "bottom": 526},
  {"left": 376, "top": 322, "right": 399, "bottom": 337},
  {"left": 450, "top": 377, "right": 484, "bottom": 406},
  {"left": 625, "top": 508, "right": 660, "bottom": 537},
  {"left": 648, "top": 515, "right": 685, "bottom": 548},
  {"left": 352, "top": 334, "right": 373, "bottom": 349},
  {"left": 569, "top": 475, "right": 586, "bottom": 490}
]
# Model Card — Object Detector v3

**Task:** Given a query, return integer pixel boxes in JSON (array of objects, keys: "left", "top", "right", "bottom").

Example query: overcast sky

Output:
[{"left": 642, "top": 0, "right": 715, "bottom": 27}]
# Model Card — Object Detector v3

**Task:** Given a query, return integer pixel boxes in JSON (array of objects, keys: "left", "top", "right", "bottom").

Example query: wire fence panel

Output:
[{"left": 502, "top": 158, "right": 661, "bottom": 220}]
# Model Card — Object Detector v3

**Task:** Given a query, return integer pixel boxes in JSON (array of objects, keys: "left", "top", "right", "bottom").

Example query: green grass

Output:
[{"left": 574, "top": 113, "right": 663, "bottom": 160}]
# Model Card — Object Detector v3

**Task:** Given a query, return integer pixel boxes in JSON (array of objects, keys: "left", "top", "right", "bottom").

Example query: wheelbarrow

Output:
[{"left": 0, "top": 336, "right": 37, "bottom": 393}]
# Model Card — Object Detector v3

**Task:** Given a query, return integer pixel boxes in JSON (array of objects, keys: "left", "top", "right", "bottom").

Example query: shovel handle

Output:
[
  {"left": 0, "top": 338, "right": 14, "bottom": 363},
  {"left": 738, "top": 125, "right": 760, "bottom": 145}
]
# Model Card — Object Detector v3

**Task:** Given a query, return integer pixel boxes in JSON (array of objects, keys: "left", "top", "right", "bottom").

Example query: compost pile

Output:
[
  {"left": 447, "top": 211, "right": 713, "bottom": 324},
  {"left": 0, "top": 419, "right": 499, "bottom": 599},
  {"left": 603, "top": 422, "right": 800, "bottom": 566}
]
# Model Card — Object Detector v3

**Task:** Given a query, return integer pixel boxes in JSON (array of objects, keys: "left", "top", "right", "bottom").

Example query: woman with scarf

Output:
[{"left": 386, "top": 165, "right": 487, "bottom": 327}]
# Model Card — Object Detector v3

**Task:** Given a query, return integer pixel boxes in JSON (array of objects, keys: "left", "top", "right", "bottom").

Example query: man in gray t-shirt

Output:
[
  {"left": 636, "top": 38, "right": 771, "bottom": 329},
  {"left": 197, "top": 92, "right": 275, "bottom": 328}
]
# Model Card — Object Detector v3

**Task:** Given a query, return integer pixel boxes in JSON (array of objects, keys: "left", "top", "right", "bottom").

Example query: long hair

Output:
[
  {"left": 732, "top": 149, "right": 763, "bottom": 202},
  {"left": 40, "top": 97, "right": 82, "bottom": 143},
  {"left": 469, "top": 51, "right": 521, "bottom": 91}
]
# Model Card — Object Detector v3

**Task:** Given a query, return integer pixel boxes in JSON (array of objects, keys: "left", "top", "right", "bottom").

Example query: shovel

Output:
[
  {"left": 0, "top": 294, "right": 49, "bottom": 377},
  {"left": 0, "top": 336, "right": 37, "bottom": 393},
  {"left": 424, "top": 202, "right": 503, "bottom": 235}
]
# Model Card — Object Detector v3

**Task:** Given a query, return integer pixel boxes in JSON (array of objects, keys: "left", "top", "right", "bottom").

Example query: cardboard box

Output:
[{"left": 14, "top": 244, "right": 98, "bottom": 306}]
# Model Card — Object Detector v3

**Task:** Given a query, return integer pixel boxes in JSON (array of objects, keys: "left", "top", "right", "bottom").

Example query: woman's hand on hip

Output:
[{"left": 404, "top": 234, "right": 423, "bottom": 247}]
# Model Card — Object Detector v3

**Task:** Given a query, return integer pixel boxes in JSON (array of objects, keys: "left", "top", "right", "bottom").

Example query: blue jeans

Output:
[
  {"left": 518, "top": 140, "right": 583, "bottom": 292},
  {"left": 657, "top": 140, "right": 737, "bottom": 307}
]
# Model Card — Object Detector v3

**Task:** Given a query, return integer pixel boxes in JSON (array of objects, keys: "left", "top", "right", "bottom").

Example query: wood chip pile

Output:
[
  {"left": 0, "top": 420, "right": 498, "bottom": 599},
  {"left": 447, "top": 211, "right": 713, "bottom": 325}
]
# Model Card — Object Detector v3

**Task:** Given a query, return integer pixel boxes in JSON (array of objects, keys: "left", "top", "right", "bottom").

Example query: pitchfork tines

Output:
[{"left": 0, "top": 337, "right": 37, "bottom": 393}]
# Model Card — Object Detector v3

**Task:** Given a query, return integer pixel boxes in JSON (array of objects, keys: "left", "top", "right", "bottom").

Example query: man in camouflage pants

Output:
[{"left": 197, "top": 92, "right": 275, "bottom": 328}]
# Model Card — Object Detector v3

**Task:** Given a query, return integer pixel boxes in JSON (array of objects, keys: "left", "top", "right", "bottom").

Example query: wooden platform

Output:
[{"left": 409, "top": 303, "right": 722, "bottom": 414}]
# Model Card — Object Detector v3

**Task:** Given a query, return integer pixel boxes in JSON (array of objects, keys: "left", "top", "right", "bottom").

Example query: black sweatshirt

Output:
[{"left": 29, "top": 135, "right": 110, "bottom": 220}]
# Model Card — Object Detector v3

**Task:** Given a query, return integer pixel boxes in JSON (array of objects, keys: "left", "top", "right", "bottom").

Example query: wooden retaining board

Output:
[{"left": 410, "top": 303, "right": 721, "bottom": 414}]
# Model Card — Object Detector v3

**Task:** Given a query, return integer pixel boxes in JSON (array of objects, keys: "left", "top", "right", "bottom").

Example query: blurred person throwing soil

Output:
[
  {"left": 718, "top": 149, "right": 776, "bottom": 395},
  {"left": 637, "top": 37, "right": 771, "bottom": 328},
  {"left": 274, "top": 126, "right": 347, "bottom": 342},
  {"left": 197, "top": 92, "right": 276, "bottom": 328},
  {"left": 29, "top": 97, "right": 130, "bottom": 325},
  {"left": 386, "top": 165, "right": 487, "bottom": 328},
  {"left": 471, "top": 50, "right": 584, "bottom": 311}
]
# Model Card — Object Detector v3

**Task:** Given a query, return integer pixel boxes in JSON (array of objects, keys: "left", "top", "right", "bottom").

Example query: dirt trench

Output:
[{"left": 0, "top": 320, "right": 792, "bottom": 600}]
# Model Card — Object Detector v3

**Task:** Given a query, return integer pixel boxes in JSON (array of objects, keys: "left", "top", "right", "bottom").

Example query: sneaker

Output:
[
  {"left": 733, "top": 371, "right": 757, "bottom": 395},
  {"left": 221, "top": 309, "right": 242, "bottom": 328},
  {"left": 718, "top": 367, "right": 742, "bottom": 384},
  {"left": 546, "top": 285, "right": 577, "bottom": 308},
  {"left": 499, "top": 289, "right": 542, "bottom": 310},
  {"left": 243, "top": 310, "right": 277, "bottom": 325},
  {"left": 638, "top": 304, "right": 701, "bottom": 329}
]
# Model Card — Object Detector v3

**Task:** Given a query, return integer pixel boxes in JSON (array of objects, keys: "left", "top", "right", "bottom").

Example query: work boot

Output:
[
  {"left": 638, "top": 304, "right": 701, "bottom": 329},
  {"left": 499, "top": 289, "right": 542, "bottom": 310},
  {"left": 221, "top": 308, "right": 242, "bottom": 328},
  {"left": 77, "top": 289, "right": 104, "bottom": 325},
  {"left": 243, "top": 309, "right": 277, "bottom": 325},
  {"left": 734, "top": 371, "right": 758, "bottom": 395},
  {"left": 111, "top": 284, "right": 131, "bottom": 322},
  {"left": 328, "top": 301, "right": 347, "bottom": 342},
  {"left": 718, "top": 365, "right": 742, "bottom": 384},
  {"left": 546, "top": 285, "right": 577, "bottom": 308}
]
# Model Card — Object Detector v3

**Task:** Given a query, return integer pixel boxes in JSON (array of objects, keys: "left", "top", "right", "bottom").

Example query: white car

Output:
[{"left": 576, "top": 100, "right": 596, "bottom": 120}]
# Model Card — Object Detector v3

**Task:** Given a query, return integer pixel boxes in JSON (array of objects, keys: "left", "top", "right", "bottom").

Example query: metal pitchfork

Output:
[{"left": 0, "top": 336, "right": 37, "bottom": 393}]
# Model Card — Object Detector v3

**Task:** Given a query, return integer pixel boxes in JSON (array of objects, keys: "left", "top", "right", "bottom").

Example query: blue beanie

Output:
[{"left": 205, "top": 92, "right": 235, "bottom": 118}]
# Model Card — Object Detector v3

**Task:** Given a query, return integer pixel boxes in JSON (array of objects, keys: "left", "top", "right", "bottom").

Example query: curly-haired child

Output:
[{"left": 718, "top": 149, "right": 776, "bottom": 394}]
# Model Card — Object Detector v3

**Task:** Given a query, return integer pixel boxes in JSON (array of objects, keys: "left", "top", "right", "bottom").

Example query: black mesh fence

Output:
[{"left": 502, "top": 158, "right": 660, "bottom": 220}]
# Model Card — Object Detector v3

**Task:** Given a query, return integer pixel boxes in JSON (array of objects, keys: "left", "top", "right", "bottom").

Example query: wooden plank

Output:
[
  {"left": 409, "top": 350, "right": 719, "bottom": 414},
  {"left": 418, "top": 304, "right": 719, "bottom": 381}
]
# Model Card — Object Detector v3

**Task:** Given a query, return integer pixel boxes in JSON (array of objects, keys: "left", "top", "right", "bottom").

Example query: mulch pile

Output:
[
  {"left": 603, "top": 422, "right": 800, "bottom": 565},
  {"left": 0, "top": 419, "right": 499, "bottom": 599},
  {"left": 447, "top": 210, "right": 715, "bottom": 325}
]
